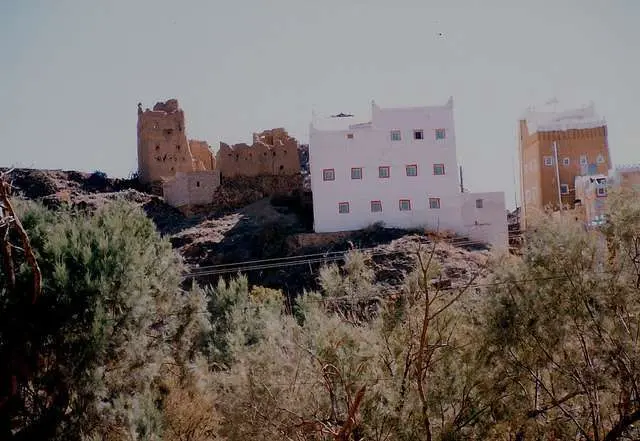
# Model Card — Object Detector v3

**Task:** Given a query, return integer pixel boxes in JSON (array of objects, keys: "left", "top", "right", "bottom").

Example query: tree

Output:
[
  {"left": 0, "top": 194, "right": 208, "bottom": 440},
  {"left": 481, "top": 192, "right": 640, "bottom": 440},
  {"left": 213, "top": 243, "right": 487, "bottom": 441}
]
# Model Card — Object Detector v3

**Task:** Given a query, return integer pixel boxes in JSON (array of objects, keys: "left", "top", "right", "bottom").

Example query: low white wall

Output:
[{"left": 461, "top": 192, "right": 508, "bottom": 250}]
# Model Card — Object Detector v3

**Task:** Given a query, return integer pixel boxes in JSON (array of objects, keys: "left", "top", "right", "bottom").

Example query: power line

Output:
[{"left": 185, "top": 236, "right": 524, "bottom": 278}]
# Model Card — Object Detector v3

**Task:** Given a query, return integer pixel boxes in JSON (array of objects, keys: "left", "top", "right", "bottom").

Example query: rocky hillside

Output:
[{"left": 4, "top": 168, "right": 491, "bottom": 297}]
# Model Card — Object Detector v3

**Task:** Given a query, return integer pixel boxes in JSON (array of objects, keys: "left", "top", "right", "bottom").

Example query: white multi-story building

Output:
[{"left": 309, "top": 98, "right": 507, "bottom": 248}]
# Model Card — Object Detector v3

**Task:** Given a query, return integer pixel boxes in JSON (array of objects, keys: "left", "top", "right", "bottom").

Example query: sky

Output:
[{"left": 1, "top": 0, "right": 639, "bottom": 209}]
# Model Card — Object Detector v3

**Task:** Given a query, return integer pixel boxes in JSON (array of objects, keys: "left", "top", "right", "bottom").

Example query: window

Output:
[
  {"left": 338, "top": 202, "right": 350, "bottom": 214},
  {"left": 153, "top": 122, "right": 159, "bottom": 129},
  {"left": 596, "top": 154, "right": 605, "bottom": 164},
  {"left": 560, "top": 184, "right": 569, "bottom": 195},
  {"left": 543, "top": 156, "right": 554, "bottom": 166},
  {"left": 406, "top": 164, "right": 418, "bottom": 177},
  {"left": 155, "top": 145, "right": 160, "bottom": 151},
  {"left": 346, "top": 133, "right": 354, "bottom": 139},
  {"left": 196, "top": 181, "right": 200, "bottom": 188},
  {"left": 351, "top": 167, "right": 363, "bottom": 180},
  {"left": 433, "top": 163, "right": 445, "bottom": 175},
  {"left": 378, "top": 166, "right": 390, "bottom": 178},
  {"left": 429, "top": 197, "right": 441, "bottom": 209},
  {"left": 475, "top": 198, "right": 483, "bottom": 208},
  {"left": 580, "top": 155, "right": 588, "bottom": 165},
  {"left": 370, "top": 200, "right": 382, "bottom": 212},
  {"left": 399, "top": 199, "right": 411, "bottom": 211},
  {"left": 176, "top": 145, "right": 181, "bottom": 150},
  {"left": 323, "top": 168, "right": 335, "bottom": 181},
  {"left": 596, "top": 187, "right": 607, "bottom": 197},
  {"left": 562, "top": 157, "right": 570, "bottom": 166},
  {"left": 414, "top": 130, "right": 424, "bottom": 140},
  {"left": 390, "top": 130, "right": 402, "bottom": 141},
  {"left": 435, "top": 128, "right": 446, "bottom": 140}
]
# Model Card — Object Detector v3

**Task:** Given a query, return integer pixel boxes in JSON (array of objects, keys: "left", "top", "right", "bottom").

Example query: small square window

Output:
[
  {"left": 346, "top": 133, "right": 354, "bottom": 139},
  {"left": 596, "top": 187, "right": 607, "bottom": 197},
  {"left": 390, "top": 130, "right": 402, "bottom": 141},
  {"left": 475, "top": 198, "right": 483, "bottom": 208},
  {"left": 543, "top": 156, "right": 554, "bottom": 166},
  {"left": 435, "top": 128, "right": 446, "bottom": 140},
  {"left": 406, "top": 164, "right": 418, "bottom": 177},
  {"left": 429, "top": 197, "right": 441, "bottom": 209},
  {"left": 414, "top": 130, "right": 424, "bottom": 140},
  {"left": 370, "top": 200, "right": 382, "bottom": 212},
  {"left": 323, "top": 168, "right": 335, "bottom": 181},
  {"left": 351, "top": 167, "right": 363, "bottom": 180},
  {"left": 379, "top": 166, "right": 390, "bottom": 178},
  {"left": 433, "top": 164, "right": 445, "bottom": 175},
  {"left": 562, "top": 157, "right": 570, "bottom": 166},
  {"left": 399, "top": 199, "right": 411, "bottom": 211},
  {"left": 560, "top": 184, "right": 569, "bottom": 195},
  {"left": 580, "top": 155, "right": 588, "bottom": 165},
  {"left": 338, "top": 202, "right": 350, "bottom": 214}
]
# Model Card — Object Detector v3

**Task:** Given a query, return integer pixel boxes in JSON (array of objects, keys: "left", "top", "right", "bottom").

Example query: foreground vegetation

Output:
[{"left": 1, "top": 186, "right": 640, "bottom": 440}]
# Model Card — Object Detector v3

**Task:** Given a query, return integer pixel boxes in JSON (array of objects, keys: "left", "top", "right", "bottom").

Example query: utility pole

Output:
[
  {"left": 459, "top": 165, "right": 464, "bottom": 193},
  {"left": 553, "top": 141, "right": 562, "bottom": 210}
]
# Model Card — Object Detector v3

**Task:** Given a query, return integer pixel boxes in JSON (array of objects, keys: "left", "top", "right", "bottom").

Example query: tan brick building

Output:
[
  {"left": 518, "top": 102, "right": 611, "bottom": 228},
  {"left": 136, "top": 99, "right": 216, "bottom": 184},
  {"left": 216, "top": 128, "right": 300, "bottom": 178}
]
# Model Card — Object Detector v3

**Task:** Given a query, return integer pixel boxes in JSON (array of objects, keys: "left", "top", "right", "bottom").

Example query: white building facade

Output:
[{"left": 309, "top": 98, "right": 508, "bottom": 249}]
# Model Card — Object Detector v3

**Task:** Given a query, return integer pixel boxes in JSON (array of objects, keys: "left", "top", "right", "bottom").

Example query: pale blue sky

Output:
[{"left": 1, "top": 0, "right": 639, "bottom": 208}]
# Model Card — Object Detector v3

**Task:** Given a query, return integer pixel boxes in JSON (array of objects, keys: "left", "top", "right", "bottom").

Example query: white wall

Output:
[
  {"left": 461, "top": 192, "right": 508, "bottom": 250},
  {"left": 310, "top": 98, "right": 463, "bottom": 234}
]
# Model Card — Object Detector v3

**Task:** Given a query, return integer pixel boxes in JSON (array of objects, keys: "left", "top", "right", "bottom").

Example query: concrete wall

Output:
[
  {"left": 461, "top": 192, "right": 508, "bottom": 249},
  {"left": 310, "top": 98, "right": 463, "bottom": 235},
  {"left": 162, "top": 170, "right": 221, "bottom": 209},
  {"left": 137, "top": 99, "right": 215, "bottom": 184},
  {"left": 216, "top": 128, "right": 300, "bottom": 178}
]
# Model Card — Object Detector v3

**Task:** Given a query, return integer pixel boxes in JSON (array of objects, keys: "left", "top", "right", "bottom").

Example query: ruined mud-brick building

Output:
[
  {"left": 137, "top": 99, "right": 220, "bottom": 209},
  {"left": 216, "top": 128, "right": 301, "bottom": 178}
]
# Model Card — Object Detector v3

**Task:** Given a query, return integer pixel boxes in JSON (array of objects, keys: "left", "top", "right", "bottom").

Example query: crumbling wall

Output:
[
  {"left": 216, "top": 128, "right": 301, "bottom": 178},
  {"left": 137, "top": 99, "right": 215, "bottom": 184},
  {"left": 189, "top": 140, "right": 216, "bottom": 171},
  {"left": 162, "top": 170, "right": 221, "bottom": 211}
]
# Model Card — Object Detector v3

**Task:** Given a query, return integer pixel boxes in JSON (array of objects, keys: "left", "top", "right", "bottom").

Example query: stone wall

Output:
[
  {"left": 162, "top": 170, "right": 221, "bottom": 212},
  {"left": 216, "top": 128, "right": 301, "bottom": 178},
  {"left": 137, "top": 99, "right": 215, "bottom": 184},
  {"left": 212, "top": 174, "right": 303, "bottom": 211}
]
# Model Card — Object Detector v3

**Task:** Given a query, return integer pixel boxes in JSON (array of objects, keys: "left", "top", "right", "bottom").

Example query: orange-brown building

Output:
[
  {"left": 137, "top": 99, "right": 216, "bottom": 184},
  {"left": 518, "top": 102, "right": 611, "bottom": 228}
]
